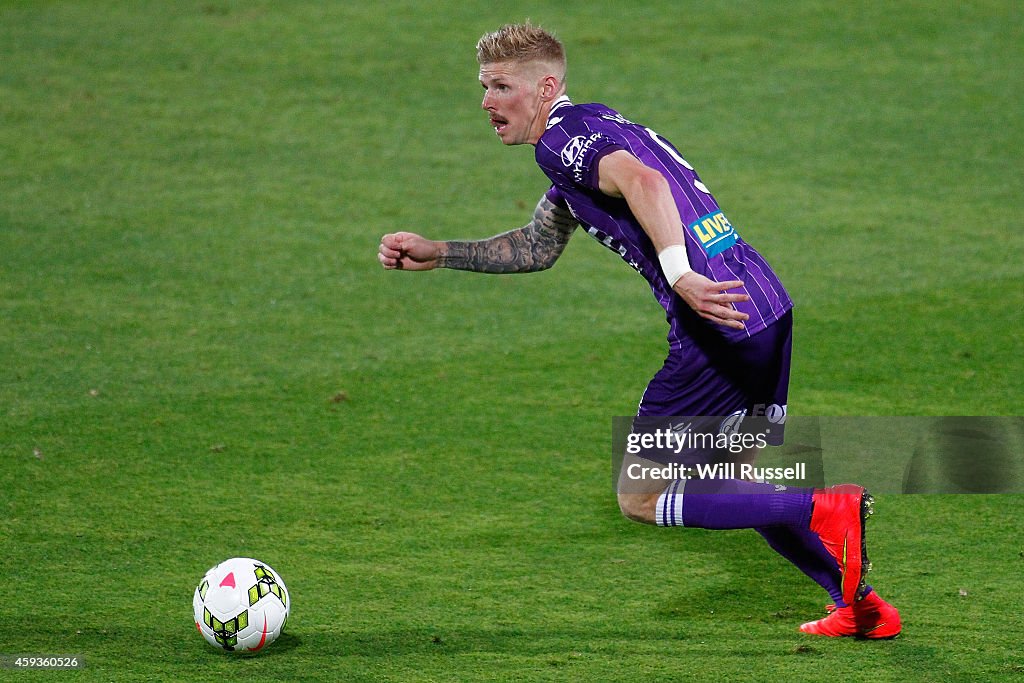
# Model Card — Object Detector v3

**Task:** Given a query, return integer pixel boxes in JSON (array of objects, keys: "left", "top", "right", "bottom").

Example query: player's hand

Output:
[
  {"left": 378, "top": 232, "right": 442, "bottom": 271},
  {"left": 673, "top": 272, "right": 750, "bottom": 330}
]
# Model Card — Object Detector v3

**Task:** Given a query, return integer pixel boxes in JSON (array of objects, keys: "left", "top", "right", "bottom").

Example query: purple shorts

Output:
[{"left": 634, "top": 310, "right": 792, "bottom": 461}]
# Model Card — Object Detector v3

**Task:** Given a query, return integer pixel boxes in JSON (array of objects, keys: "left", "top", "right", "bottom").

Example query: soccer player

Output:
[{"left": 378, "top": 22, "right": 900, "bottom": 638}]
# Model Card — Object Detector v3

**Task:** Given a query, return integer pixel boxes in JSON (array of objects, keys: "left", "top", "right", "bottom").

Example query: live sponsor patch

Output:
[{"left": 688, "top": 210, "right": 737, "bottom": 257}]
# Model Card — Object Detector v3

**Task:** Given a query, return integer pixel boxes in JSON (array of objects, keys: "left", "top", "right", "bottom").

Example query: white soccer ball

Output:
[{"left": 193, "top": 557, "right": 290, "bottom": 654}]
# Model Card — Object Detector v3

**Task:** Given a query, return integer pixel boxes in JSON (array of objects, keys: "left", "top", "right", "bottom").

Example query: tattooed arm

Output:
[
  {"left": 440, "top": 195, "right": 577, "bottom": 273},
  {"left": 378, "top": 195, "right": 577, "bottom": 273}
]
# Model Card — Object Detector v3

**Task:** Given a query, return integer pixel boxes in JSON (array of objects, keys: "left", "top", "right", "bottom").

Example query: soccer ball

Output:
[{"left": 193, "top": 557, "right": 290, "bottom": 653}]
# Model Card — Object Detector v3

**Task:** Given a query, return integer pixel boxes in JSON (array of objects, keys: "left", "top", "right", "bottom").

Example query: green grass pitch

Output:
[{"left": 1, "top": 1, "right": 1022, "bottom": 681}]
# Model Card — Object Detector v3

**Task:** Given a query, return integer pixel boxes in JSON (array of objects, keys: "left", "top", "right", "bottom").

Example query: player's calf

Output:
[{"left": 616, "top": 490, "right": 660, "bottom": 525}]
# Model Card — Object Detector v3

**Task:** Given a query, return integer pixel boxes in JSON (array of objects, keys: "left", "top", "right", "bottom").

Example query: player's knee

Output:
[{"left": 617, "top": 491, "right": 658, "bottom": 525}]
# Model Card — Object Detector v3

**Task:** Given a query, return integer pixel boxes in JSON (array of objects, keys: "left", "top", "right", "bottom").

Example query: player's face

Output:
[{"left": 479, "top": 61, "right": 547, "bottom": 146}]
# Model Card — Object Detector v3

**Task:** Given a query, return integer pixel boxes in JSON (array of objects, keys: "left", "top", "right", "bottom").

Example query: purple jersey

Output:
[{"left": 536, "top": 97, "right": 792, "bottom": 350}]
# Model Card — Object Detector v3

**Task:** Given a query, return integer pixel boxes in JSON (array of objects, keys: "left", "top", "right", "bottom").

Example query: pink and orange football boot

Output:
[
  {"left": 800, "top": 591, "right": 902, "bottom": 639},
  {"left": 808, "top": 484, "right": 873, "bottom": 606}
]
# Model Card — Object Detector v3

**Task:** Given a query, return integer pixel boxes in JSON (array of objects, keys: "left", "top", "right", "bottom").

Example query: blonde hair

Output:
[{"left": 476, "top": 21, "right": 566, "bottom": 77}]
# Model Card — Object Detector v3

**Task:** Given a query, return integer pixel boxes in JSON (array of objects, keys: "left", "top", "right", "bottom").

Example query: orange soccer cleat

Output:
[
  {"left": 799, "top": 591, "right": 902, "bottom": 639},
  {"left": 808, "top": 484, "right": 873, "bottom": 606}
]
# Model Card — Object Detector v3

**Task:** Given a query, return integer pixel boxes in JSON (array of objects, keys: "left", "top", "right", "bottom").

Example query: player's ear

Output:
[{"left": 539, "top": 74, "right": 559, "bottom": 102}]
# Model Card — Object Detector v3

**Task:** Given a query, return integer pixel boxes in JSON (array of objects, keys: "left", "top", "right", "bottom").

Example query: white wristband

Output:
[{"left": 658, "top": 244, "right": 691, "bottom": 286}]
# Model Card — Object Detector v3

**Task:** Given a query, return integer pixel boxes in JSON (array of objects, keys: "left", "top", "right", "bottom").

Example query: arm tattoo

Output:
[{"left": 439, "top": 196, "right": 577, "bottom": 273}]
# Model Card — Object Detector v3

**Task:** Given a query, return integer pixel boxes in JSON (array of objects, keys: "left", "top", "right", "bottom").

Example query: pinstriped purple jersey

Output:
[{"left": 537, "top": 97, "right": 792, "bottom": 349}]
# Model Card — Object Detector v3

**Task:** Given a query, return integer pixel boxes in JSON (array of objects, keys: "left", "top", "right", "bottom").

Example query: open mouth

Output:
[{"left": 490, "top": 115, "right": 508, "bottom": 133}]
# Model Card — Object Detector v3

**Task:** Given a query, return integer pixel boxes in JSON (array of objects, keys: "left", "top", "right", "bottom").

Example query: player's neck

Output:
[{"left": 529, "top": 92, "right": 570, "bottom": 145}]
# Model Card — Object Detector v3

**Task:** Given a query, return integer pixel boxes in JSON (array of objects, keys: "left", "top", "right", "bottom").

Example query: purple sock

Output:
[
  {"left": 656, "top": 478, "right": 853, "bottom": 607},
  {"left": 658, "top": 478, "right": 813, "bottom": 529},
  {"left": 757, "top": 526, "right": 847, "bottom": 607}
]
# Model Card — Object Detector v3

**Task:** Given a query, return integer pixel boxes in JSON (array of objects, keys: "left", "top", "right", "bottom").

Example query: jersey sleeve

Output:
[
  {"left": 544, "top": 185, "right": 568, "bottom": 208},
  {"left": 538, "top": 123, "right": 624, "bottom": 193}
]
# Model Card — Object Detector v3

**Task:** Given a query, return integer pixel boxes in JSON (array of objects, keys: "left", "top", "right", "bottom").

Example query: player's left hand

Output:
[
  {"left": 673, "top": 272, "right": 750, "bottom": 330},
  {"left": 378, "top": 231, "right": 441, "bottom": 271}
]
